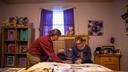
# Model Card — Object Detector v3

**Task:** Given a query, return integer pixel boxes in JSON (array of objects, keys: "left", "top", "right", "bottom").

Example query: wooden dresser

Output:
[{"left": 94, "top": 54, "right": 121, "bottom": 71}]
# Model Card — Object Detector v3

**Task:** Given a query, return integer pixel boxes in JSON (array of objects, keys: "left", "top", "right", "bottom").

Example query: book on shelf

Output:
[
  {"left": 17, "top": 30, "right": 20, "bottom": 40},
  {"left": 7, "top": 30, "right": 15, "bottom": 41},
  {"left": 19, "top": 45, "right": 27, "bottom": 53},
  {"left": 6, "top": 56, "right": 15, "bottom": 66},
  {"left": 20, "top": 30, "right": 28, "bottom": 41},
  {"left": 19, "top": 56, "right": 27, "bottom": 67},
  {"left": 8, "top": 44, "right": 15, "bottom": 54}
]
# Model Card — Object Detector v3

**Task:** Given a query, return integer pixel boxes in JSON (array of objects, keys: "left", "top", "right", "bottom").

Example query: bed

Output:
[{"left": 18, "top": 62, "right": 112, "bottom": 72}]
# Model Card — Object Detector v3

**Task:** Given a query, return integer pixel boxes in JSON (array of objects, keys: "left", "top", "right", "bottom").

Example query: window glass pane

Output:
[
  {"left": 53, "top": 25, "right": 64, "bottom": 35},
  {"left": 53, "top": 11, "right": 64, "bottom": 35}
]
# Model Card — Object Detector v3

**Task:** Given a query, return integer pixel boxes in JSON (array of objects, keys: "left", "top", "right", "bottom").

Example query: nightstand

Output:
[{"left": 94, "top": 54, "right": 121, "bottom": 71}]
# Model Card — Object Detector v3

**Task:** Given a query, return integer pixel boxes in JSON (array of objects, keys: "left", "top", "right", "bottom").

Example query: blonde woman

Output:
[{"left": 71, "top": 35, "right": 93, "bottom": 64}]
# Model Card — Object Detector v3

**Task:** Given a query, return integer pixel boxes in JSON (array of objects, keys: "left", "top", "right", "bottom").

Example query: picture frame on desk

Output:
[
  {"left": 102, "top": 46, "right": 115, "bottom": 54},
  {"left": 6, "top": 56, "right": 15, "bottom": 66}
]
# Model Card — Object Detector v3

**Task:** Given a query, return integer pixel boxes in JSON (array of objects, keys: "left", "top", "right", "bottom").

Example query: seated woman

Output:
[{"left": 71, "top": 35, "right": 93, "bottom": 64}]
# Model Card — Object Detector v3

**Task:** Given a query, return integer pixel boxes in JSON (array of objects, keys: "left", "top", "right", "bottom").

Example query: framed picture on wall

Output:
[
  {"left": 121, "top": 5, "right": 128, "bottom": 35},
  {"left": 88, "top": 20, "right": 103, "bottom": 36}
]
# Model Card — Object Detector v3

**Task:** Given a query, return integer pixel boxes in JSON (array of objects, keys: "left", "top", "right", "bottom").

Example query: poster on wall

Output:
[
  {"left": 88, "top": 20, "right": 103, "bottom": 36},
  {"left": 121, "top": 5, "right": 128, "bottom": 35},
  {"left": 125, "top": 23, "right": 128, "bottom": 35}
]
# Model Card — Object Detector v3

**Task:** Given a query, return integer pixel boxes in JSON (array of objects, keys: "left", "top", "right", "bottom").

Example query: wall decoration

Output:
[
  {"left": 110, "top": 36, "right": 115, "bottom": 44},
  {"left": 121, "top": 5, "right": 128, "bottom": 35},
  {"left": 88, "top": 20, "right": 103, "bottom": 36}
]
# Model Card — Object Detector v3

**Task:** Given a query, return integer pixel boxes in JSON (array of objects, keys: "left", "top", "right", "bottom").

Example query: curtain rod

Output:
[{"left": 40, "top": 7, "right": 76, "bottom": 10}]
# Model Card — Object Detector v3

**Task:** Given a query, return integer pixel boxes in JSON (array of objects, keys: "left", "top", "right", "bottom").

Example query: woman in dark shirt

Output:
[
  {"left": 27, "top": 29, "right": 63, "bottom": 66},
  {"left": 71, "top": 35, "right": 93, "bottom": 64}
]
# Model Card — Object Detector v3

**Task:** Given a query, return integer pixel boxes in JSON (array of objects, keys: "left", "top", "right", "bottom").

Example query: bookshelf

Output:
[{"left": 1, "top": 25, "right": 33, "bottom": 68}]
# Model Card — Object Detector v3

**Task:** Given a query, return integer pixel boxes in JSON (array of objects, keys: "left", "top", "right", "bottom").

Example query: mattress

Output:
[{"left": 18, "top": 62, "right": 112, "bottom": 72}]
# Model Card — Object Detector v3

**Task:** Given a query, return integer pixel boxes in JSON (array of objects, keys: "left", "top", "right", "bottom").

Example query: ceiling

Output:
[{"left": 0, "top": 0, "right": 112, "bottom": 4}]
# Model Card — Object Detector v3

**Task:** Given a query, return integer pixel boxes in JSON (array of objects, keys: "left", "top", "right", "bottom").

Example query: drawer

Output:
[
  {"left": 102, "top": 64, "right": 119, "bottom": 71},
  {"left": 100, "top": 57, "right": 118, "bottom": 64}
]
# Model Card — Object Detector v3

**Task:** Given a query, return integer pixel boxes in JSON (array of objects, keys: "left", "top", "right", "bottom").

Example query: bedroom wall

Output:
[
  {"left": 2, "top": 2, "right": 114, "bottom": 39},
  {"left": 0, "top": 0, "right": 5, "bottom": 68},
  {"left": 0, "top": 1, "right": 5, "bottom": 26},
  {"left": 2, "top": 2, "right": 114, "bottom": 51},
  {"left": 1, "top": 0, "right": 128, "bottom": 71},
  {"left": 112, "top": 0, "right": 128, "bottom": 71}
]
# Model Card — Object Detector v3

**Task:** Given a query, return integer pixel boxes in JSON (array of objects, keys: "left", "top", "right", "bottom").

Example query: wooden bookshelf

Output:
[{"left": 1, "top": 25, "right": 33, "bottom": 68}]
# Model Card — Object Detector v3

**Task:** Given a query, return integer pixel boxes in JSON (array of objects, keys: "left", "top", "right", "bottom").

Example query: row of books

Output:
[
  {"left": 7, "top": 29, "right": 28, "bottom": 41},
  {"left": 6, "top": 56, "right": 27, "bottom": 67},
  {"left": 7, "top": 44, "right": 27, "bottom": 54}
]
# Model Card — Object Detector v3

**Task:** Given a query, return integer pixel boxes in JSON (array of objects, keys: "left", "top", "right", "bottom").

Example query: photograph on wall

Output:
[
  {"left": 121, "top": 5, "right": 128, "bottom": 35},
  {"left": 88, "top": 20, "right": 103, "bottom": 36}
]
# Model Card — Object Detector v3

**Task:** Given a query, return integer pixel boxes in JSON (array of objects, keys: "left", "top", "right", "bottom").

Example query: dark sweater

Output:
[{"left": 71, "top": 45, "right": 93, "bottom": 63}]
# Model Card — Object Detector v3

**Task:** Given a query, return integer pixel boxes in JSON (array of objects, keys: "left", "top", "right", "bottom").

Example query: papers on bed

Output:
[
  {"left": 24, "top": 62, "right": 112, "bottom": 72},
  {"left": 71, "top": 64, "right": 112, "bottom": 71},
  {"left": 27, "top": 62, "right": 71, "bottom": 72}
]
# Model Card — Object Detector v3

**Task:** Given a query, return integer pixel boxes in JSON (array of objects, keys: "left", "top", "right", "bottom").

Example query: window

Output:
[
  {"left": 53, "top": 10, "right": 64, "bottom": 35},
  {"left": 40, "top": 8, "right": 74, "bottom": 36}
]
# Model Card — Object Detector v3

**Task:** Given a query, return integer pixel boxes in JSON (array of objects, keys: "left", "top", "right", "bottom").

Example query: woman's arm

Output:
[{"left": 39, "top": 40, "right": 63, "bottom": 63}]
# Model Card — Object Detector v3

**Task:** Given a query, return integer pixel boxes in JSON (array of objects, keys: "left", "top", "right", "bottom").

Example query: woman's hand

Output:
[
  {"left": 75, "top": 59, "right": 82, "bottom": 64},
  {"left": 62, "top": 60, "right": 72, "bottom": 64}
]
